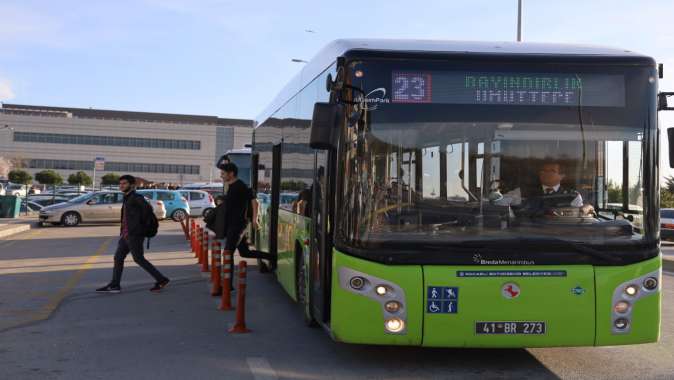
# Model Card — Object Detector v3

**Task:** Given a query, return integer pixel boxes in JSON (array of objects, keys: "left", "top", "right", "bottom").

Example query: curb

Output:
[{"left": 0, "top": 222, "right": 39, "bottom": 239}]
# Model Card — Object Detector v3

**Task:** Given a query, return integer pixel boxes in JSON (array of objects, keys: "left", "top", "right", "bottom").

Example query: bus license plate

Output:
[{"left": 476, "top": 321, "right": 546, "bottom": 335}]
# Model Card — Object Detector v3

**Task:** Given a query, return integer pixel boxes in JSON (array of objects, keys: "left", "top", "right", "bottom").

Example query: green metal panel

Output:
[
  {"left": 423, "top": 265, "right": 596, "bottom": 347},
  {"left": 327, "top": 250, "right": 660, "bottom": 347},
  {"left": 275, "top": 209, "right": 311, "bottom": 301},
  {"left": 330, "top": 250, "right": 423, "bottom": 345},
  {"left": 594, "top": 256, "right": 661, "bottom": 345},
  {"left": 0, "top": 196, "right": 22, "bottom": 218}
]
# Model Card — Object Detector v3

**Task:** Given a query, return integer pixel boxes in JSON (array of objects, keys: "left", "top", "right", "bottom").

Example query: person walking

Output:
[
  {"left": 215, "top": 163, "right": 275, "bottom": 287},
  {"left": 96, "top": 175, "right": 169, "bottom": 293}
]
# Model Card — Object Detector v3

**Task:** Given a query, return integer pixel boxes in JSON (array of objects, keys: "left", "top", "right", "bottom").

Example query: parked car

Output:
[
  {"left": 180, "top": 183, "right": 225, "bottom": 199},
  {"left": 178, "top": 190, "right": 215, "bottom": 218},
  {"left": 6, "top": 182, "right": 27, "bottom": 197},
  {"left": 20, "top": 201, "right": 44, "bottom": 213},
  {"left": 28, "top": 195, "right": 70, "bottom": 207},
  {"left": 40, "top": 191, "right": 84, "bottom": 200},
  {"left": 661, "top": 208, "right": 674, "bottom": 240},
  {"left": 38, "top": 191, "right": 166, "bottom": 227},
  {"left": 137, "top": 189, "right": 190, "bottom": 221},
  {"left": 0, "top": 182, "right": 5, "bottom": 196}
]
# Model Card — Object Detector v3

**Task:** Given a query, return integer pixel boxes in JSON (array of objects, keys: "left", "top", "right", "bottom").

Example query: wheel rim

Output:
[
  {"left": 173, "top": 210, "right": 186, "bottom": 221},
  {"left": 64, "top": 213, "right": 78, "bottom": 226}
]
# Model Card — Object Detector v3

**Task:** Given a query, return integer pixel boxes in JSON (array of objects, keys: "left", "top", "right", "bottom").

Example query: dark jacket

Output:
[
  {"left": 209, "top": 202, "right": 226, "bottom": 240},
  {"left": 209, "top": 179, "right": 252, "bottom": 240},
  {"left": 120, "top": 190, "right": 148, "bottom": 237}
]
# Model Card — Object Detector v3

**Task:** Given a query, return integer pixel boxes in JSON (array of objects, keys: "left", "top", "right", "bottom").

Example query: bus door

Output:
[
  {"left": 250, "top": 152, "right": 259, "bottom": 244},
  {"left": 269, "top": 144, "right": 281, "bottom": 257},
  {"left": 309, "top": 150, "right": 332, "bottom": 323}
]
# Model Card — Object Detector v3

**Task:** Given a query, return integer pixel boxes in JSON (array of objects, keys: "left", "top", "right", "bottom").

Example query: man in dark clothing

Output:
[
  {"left": 96, "top": 175, "right": 169, "bottom": 293},
  {"left": 217, "top": 163, "right": 275, "bottom": 287}
]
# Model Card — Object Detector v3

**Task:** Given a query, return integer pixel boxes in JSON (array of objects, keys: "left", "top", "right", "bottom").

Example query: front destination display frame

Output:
[{"left": 391, "top": 71, "right": 625, "bottom": 107}]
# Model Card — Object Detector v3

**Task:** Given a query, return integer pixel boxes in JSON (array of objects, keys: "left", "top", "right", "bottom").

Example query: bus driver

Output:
[{"left": 494, "top": 161, "right": 583, "bottom": 209}]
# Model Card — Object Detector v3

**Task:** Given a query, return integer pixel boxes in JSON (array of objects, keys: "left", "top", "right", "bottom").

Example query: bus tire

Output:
[{"left": 296, "top": 243, "right": 318, "bottom": 327}]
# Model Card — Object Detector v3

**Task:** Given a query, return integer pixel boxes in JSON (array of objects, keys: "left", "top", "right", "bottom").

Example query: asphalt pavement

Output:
[{"left": 0, "top": 222, "right": 672, "bottom": 379}]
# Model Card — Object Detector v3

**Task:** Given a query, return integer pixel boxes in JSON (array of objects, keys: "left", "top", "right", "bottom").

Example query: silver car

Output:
[
  {"left": 179, "top": 190, "right": 216, "bottom": 217},
  {"left": 39, "top": 191, "right": 167, "bottom": 227}
]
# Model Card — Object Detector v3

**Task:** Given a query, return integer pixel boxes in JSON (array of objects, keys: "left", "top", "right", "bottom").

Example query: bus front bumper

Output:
[{"left": 330, "top": 250, "right": 661, "bottom": 347}]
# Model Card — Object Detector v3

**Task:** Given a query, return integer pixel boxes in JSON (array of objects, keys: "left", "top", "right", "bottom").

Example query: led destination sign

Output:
[{"left": 391, "top": 71, "right": 625, "bottom": 107}]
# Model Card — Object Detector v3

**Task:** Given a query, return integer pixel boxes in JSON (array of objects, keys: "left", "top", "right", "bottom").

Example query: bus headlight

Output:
[
  {"left": 385, "top": 301, "right": 401, "bottom": 313},
  {"left": 375, "top": 285, "right": 388, "bottom": 296},
  {"left": 643, "top": 277, "right": 658, "bottom": 290},
  {"left": 385, "top": 318, "right": 405, "bottom": 333},
  {"left": 614, "top": 301, "right": 630, "bottom": 314},
  {"left": 614, "top": 318, "right": 629, "bottom": 330},
  {"left": 611, "top": 269, "right": 659, "bottom": 335},
  {"left": 624, "top": 284, "right": 638, "bottom": 297},
  {"left": 349, "top": 276, "right": 366, "bottom": 290},
  {"left": 339, "top": 267, "right": 408, "bottom": 335}
]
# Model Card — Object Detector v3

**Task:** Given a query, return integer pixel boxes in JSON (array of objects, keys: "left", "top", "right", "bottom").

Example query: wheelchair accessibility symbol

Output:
[{"left": 426, "top": 286, "right": 459, "bottom": 314}]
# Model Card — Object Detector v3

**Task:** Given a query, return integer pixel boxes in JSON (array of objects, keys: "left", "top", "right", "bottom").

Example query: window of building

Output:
[{"left": 14, "top": 132, "right": 200, "bottom": 150}]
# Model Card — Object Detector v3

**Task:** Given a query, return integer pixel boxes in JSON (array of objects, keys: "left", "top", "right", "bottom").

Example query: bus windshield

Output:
[{"left": 338, "top": 60, "right": 656, "bottom": 256}]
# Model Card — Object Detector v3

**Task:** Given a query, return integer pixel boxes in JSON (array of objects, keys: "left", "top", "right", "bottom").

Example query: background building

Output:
[{"left": 0, "top": 103, "right": 252, "bottom": 185}]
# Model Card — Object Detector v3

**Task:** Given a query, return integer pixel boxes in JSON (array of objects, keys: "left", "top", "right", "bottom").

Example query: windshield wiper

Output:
[
  {"left": 414, "top": 236, "right": 624, "bottom": 264},
  {"left": 531, "top": 237, "right": 623, "bottom": 264}
]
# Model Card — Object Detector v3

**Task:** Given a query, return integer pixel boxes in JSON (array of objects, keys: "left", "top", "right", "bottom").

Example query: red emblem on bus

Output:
[{"left": 502, "top": 283, "right": 520, "bottom": 299}]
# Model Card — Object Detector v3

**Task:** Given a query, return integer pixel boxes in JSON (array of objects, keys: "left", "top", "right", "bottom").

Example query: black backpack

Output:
[{"left": 142, "top": 199, "right": 159, "bottom": 248}]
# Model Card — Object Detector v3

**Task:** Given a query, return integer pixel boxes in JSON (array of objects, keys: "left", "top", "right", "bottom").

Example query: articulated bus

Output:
[{"left": 251, "top": 39, "right": 672, "bottom": 347}]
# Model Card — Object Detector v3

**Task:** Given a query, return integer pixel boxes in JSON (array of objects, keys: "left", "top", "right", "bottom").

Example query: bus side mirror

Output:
[
  {"left": 669, "top": 128, "right": 674, "bottom": 168},
  {"left": 659, "top": 92, "right": 674, "bottom": 111},
  {"left": 310, "top": 102, "right": 343, "bottom": 150}
]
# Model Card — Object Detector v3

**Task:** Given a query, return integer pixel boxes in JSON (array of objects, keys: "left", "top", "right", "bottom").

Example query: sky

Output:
[{"left": 2, "top": 0, "right": 674, "bottom": 178}]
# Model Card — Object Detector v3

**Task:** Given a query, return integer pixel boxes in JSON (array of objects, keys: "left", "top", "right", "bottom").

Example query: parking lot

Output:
[{"left": 0, "top": 221, "right": 671, "bottom": 380}]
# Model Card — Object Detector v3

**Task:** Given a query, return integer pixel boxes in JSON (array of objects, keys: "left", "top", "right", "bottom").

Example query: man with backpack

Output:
[{"left": 96, "top": 174, "right": 169, "bottom": 293}]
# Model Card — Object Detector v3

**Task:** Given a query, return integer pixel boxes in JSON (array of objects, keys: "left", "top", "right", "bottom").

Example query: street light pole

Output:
[{"left": 517, "top": 0, "right": 523, "bottom": 42}]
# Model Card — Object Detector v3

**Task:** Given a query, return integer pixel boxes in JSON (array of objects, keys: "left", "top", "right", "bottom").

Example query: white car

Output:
[
  {"left": 6, "top": 182, "right": 27, "bottom": 197},
  {"left": 0, "top": 182, "right": 5, "bottom": 196},
  {"left": 661, "top": 208, "right": 674, "bottom": 241},
  {"left": 179, "top": 190, "right": 216, "bottom": 217}
]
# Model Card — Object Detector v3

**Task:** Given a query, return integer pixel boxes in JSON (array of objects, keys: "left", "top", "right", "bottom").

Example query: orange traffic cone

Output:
[
  {"left": 211, "top": 241, "right": 222, "bottom": 296},
  {"left": 190, "top": 220, "right": 196, "bottom": 253},
  {"left": 200, "top": 229, "right": 209, "bottom": 273},
  {"left": 228, "top": 261, "right": 251, "bottom": 333},
  {"left": 219, "top": 250, "right": 234, "bottom": 310},
  {"left": 196, "top": 226, "right": 203, "bottom": 262}
]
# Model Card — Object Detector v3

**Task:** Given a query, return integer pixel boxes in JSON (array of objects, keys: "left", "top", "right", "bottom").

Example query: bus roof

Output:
[
  {"left": 226, "top": 147, "right": 251, "bottom": 155},
  {"left": 256, "top": 38, "right": 653, "bottom": 126}
]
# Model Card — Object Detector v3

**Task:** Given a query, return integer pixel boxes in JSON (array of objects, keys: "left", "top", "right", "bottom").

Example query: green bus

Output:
[{"left": 252, "top": 39, "right": 668, "bottom": 347}]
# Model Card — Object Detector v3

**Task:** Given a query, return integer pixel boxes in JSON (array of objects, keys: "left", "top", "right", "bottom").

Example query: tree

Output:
[
  {"left": 606, "top": 180, "right": 622, "bottom": 203},
  {"left": 101, "top": 173, "right": 121, "bottom": 186},
  {"left": 280, "top": 180, "right": 308, "bottom": 191},
  {"left": 662, "top": 188, "right": 674, "bottom": 208},
  {"left": 67, "top": 171, "right": 93, "bottom": 187},
  {"left": 665, "top": 175, "right": 674, "bottom": 193},
  {"left": 35, "top": 170, "right": 64, "bottom": 186},
  {"left": 8, "top": 169, "right": 32, "bottom": 185}
]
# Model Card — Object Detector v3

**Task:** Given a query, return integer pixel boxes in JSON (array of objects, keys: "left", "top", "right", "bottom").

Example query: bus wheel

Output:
[{"left": 296, "top": 245, "right": 317, "bottom": 327}]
